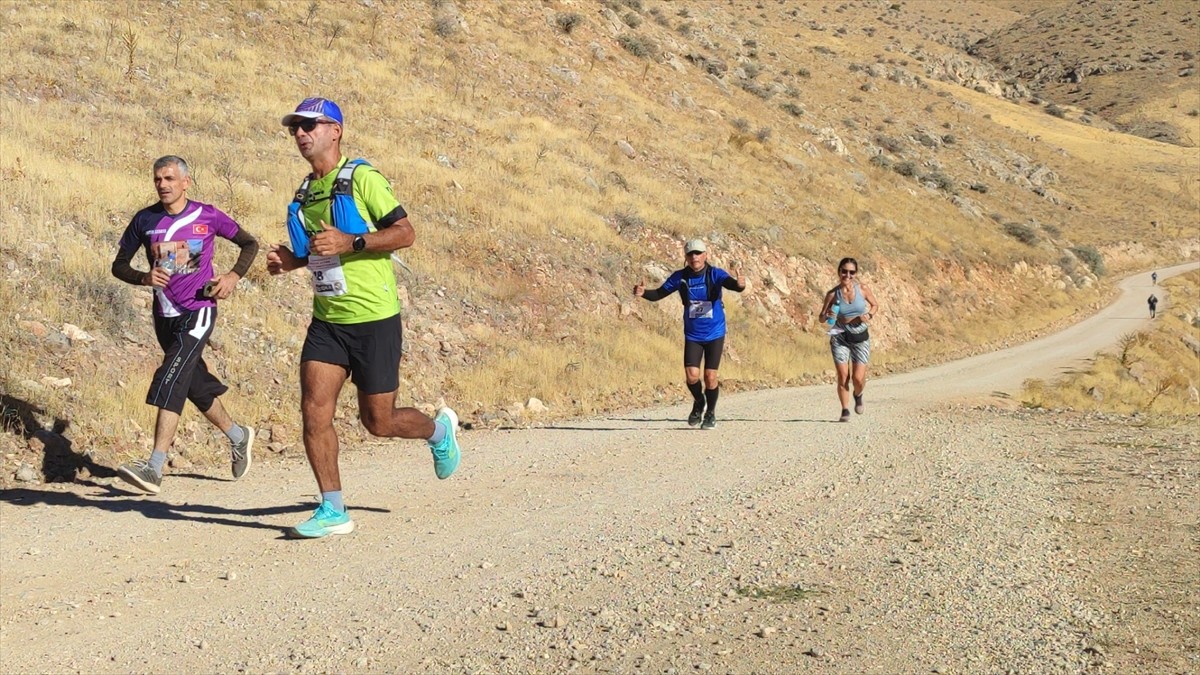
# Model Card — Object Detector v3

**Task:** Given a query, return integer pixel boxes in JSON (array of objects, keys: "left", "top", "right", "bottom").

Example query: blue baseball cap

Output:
[{"left": 281, "top": 97, "right": 344, "bottom": 126}]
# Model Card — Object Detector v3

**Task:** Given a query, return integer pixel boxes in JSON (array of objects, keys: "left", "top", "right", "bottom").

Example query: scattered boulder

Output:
[{"left": 14, "top": 463, "right": 38, "bottom": 483}]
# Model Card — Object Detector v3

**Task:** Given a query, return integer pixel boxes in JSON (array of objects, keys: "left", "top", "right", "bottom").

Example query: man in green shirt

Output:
[{"left": 267, "top": 97, "right": 461, "bottom": 539}]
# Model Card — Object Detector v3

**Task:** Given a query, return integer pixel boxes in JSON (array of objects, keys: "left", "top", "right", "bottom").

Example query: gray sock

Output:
[
  {"left": 428, "top": 418, "right": 447, "bottom": 445},
  {"left": 226, "top": 424, "right": 245, "bottom": 446},
  {"left": 322, "top": 491, "right": 345, "bottom": 512},
  {"left": 148, "top": 449, "right": 168, "bottom": 476}
]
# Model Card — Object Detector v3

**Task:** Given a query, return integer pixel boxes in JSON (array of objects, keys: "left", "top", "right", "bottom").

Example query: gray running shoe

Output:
[
  {"left": 854, "top": 394, "right": 865, "bottom": 415},
  {"left": 701, "top": 413, "right": 717, "bottom": 430},
  {"left": 117, "top": 460, "right": 162, "bottom": 494},
  {"left": 231, "top": 425, "right": 254, "bottom": 480},
  {"left": 839, "top": 408, "right": 851, "bottom": 422}
]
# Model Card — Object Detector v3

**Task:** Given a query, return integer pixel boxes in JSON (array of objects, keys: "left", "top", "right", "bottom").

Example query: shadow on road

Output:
[
  {"left": 606, "top": 417, "right": 847, "bottom": 424},
  {"left": 0, "top": 487, "right": 391, "bottom": 531},
  {"left": 1, "top": 393, "right": 116, "bottom": 482},
  {"left": 490, "top": 416, "right": 859, "bottom": 431}
]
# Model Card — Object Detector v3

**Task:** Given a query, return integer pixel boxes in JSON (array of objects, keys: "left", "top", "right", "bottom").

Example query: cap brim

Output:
[{"left": 281, "top": 111, "right": 326, "bottom": 126}]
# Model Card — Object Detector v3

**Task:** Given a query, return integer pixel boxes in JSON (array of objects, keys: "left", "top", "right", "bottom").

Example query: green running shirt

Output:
[{"left": 297, "top": 157, "right": 404, "bottom": 324}]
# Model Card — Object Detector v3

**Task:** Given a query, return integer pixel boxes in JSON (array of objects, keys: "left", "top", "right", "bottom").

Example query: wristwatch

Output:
[{"left": 352, "top": 235, "right": 366, "bottom": 252}]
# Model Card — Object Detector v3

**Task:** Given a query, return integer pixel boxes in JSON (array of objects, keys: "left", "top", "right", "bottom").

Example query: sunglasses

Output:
[
  {"left": 287, "top": 119, "right": 336, "bottom": 135},
  {"left": 686, "top": 250, "right": 705, "bottom": 256},
  {"left": 839, "top": 268, "right": 857, "bottom": 275}
]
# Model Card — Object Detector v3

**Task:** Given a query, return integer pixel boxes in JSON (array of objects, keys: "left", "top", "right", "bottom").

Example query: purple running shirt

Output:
[{"left": 116, "top": 200, "right": 242, "bottom": 316}]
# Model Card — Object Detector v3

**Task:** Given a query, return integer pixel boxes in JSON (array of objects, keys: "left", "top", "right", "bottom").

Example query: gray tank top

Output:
[{"left": 835, "top": 282, "right": 867, "bottom": 319}]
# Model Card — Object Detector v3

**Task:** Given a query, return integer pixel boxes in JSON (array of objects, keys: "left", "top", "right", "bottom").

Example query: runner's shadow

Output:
[
  {"left": 1, "top": 393, "right": 116, "bottom": 482},
  {"left": 608, "top": 417, "right": 839, "bottom": 424},
  {"left": 520, "top": 425, "right": 645, "bottom": 431},
  {"left": 0, "top": 487, "right": 390, "bottom": 531},
  {"left": 171, "top": 472, "right": 234, "bottom": 482}
]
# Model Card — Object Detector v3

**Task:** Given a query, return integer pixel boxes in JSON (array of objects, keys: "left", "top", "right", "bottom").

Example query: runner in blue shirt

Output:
[{"left": 634, "top": 239, "right": 745, "bottom": 429}]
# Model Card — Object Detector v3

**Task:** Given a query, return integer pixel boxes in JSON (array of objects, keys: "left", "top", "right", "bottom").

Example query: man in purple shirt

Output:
[{"left": 110, "top": 156, "right": 259, "bottom": 494}]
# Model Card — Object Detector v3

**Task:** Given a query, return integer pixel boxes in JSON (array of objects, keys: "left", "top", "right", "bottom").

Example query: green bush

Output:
[
  {"left": 1004, "top": 222, "right": 1039, "bottom": 245},
  {"left": 780, "top": 102, "right": 804, "bottom": 117},
  {"left": 928, "top": 172, "right": 955, "bottom": 192},
  {"left": 617, "top": 34, "right": 658, "bottom": 60},
  {"left": 1070, "top": 245, "right": 1106, "bottom": 276},
  {"left": 554, "top": 12, "right": 583, "bottom": 34},
  {"left": 873, "top": 133, "right": 905, "bottom": 153}
]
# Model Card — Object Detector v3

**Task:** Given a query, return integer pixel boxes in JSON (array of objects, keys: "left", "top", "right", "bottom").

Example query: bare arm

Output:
[
  {"left": 307, "top": 216, "right": 415, "bottom": 256},
  {"left": 266, "top": 244, "right": 307, "bottom": 275},
  {"left": 861, "top": 283, "right": 880, "bottom": 320},
  {"left": 817, "top": 289, "right": 837, "bottom": 322}
]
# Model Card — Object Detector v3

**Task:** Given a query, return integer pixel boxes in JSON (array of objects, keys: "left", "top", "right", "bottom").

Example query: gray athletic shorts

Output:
[{"left": 830, "top": 324, "right": 870, "bottom": 365}]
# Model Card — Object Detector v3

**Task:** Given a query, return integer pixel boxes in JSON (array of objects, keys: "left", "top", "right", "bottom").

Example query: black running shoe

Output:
[
  {"left": 701, "top": 413, "right": 717, "bottom": 430},
  {"left": 839, "top": 409, "right": 851, "bottom": 422},
  {"left": 687, "top": 405, "right": 704, "bottom": 427},
  {"left": 854, "top": 394, "right": 864, "bottom": 415}
]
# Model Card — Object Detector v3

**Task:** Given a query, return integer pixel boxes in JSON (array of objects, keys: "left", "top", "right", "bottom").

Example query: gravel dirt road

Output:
[{"left": 2, "top": 263, "right": 1196, "bottom": 674}]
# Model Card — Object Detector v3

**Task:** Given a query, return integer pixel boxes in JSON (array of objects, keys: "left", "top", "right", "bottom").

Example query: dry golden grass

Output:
[
  {"left": 0, "top": 0, "right": 1197, "bottom": 464},
  {"left": 1023, "top": 271, "right": 1200, "bottom": 416}
]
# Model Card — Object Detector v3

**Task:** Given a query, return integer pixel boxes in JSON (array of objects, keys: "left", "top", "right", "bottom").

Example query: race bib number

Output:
[
  {"left": 688, "top": 300, "right": 713, "bottom": 319},
  {"left": 309, "top": 254, "right": 347, "bottom": 297}
]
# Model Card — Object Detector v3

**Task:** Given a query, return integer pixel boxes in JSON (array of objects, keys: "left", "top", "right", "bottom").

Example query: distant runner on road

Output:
[
  {"left": 634, "top": 239, "right": 745, "bottom": 429},
  {"left": 1147, "top": 294, "right": 1158, "bottom": 318}
]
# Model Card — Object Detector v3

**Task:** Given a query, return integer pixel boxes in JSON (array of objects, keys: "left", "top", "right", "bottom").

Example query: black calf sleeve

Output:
[
  {"left": 705, "top": 386, "right": 719, "bottom": 414},
  {"left": 687, "top": 380, "right": 705, "bottom": 404}
]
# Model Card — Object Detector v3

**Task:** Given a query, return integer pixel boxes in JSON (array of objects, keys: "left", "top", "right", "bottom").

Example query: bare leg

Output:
[
  {"left": 703, "top": 369, "right": 719, "bottom": 389},
  {"left": 357, "top": 389, "right": 436, "bottom": 439},
  {"left": 153, "top": 408, "right": 181, "bottom": 451},
  {"left": 684, "top": 366, "right": 702, "bottom": 386},
  {"left": 201, "top": 397, "right": 234, "bottom": 434},
  {"left": 301, "top": 361, "right": 348, "bottom": 493},
  {"left": 835, "top": 362, "right": 851, "bottom": 410},
  {"left": 851, "top": 363, "right": 869, "bottom": 397}
]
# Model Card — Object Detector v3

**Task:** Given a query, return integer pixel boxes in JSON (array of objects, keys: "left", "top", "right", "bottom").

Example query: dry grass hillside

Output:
[
  {"left": 1024, "top": 269, "right": 1200, "bottom": 415},
  {"left": 969, "top": 0, "right": 1200, "bottom": 146},
  {"left": 0, "top": 0, "right": 1197, "bottom": 478}
]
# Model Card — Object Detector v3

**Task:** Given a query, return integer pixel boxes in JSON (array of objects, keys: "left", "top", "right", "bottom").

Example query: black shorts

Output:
[
  {"left": 301, "top": 314, "right": 403, "bottom": 394},
  {"left": 148, "top": 307, "right": 228, "bottom": 415},
  {"left": 683, "top": 336, "right": 725, "bottom": 370}
]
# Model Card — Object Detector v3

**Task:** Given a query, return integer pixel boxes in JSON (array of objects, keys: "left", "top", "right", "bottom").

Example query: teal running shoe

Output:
[
  {"left": 289, "top": 501, "right": 355, "bottom": 539},
  {"left": 429, "top": 407, "right": 461, "bottom": 479}
]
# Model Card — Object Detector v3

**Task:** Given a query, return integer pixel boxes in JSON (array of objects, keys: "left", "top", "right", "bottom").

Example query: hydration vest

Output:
[
  {"left": 286, "top": 159, "right": 372, "bottom": 258},
  {"left": 678, "top": 265, "right": 721, "bottom": 306}
]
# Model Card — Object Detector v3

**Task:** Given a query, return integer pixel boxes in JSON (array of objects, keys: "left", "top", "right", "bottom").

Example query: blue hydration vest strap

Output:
[{"left": 286, "top": 159, "right": 372, "bottom": 258}]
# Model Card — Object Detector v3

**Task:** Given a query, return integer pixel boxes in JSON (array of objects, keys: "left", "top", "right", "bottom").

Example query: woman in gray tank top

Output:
[{"left": 817, "top": 257, "right": 880, "bottom": 422}]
